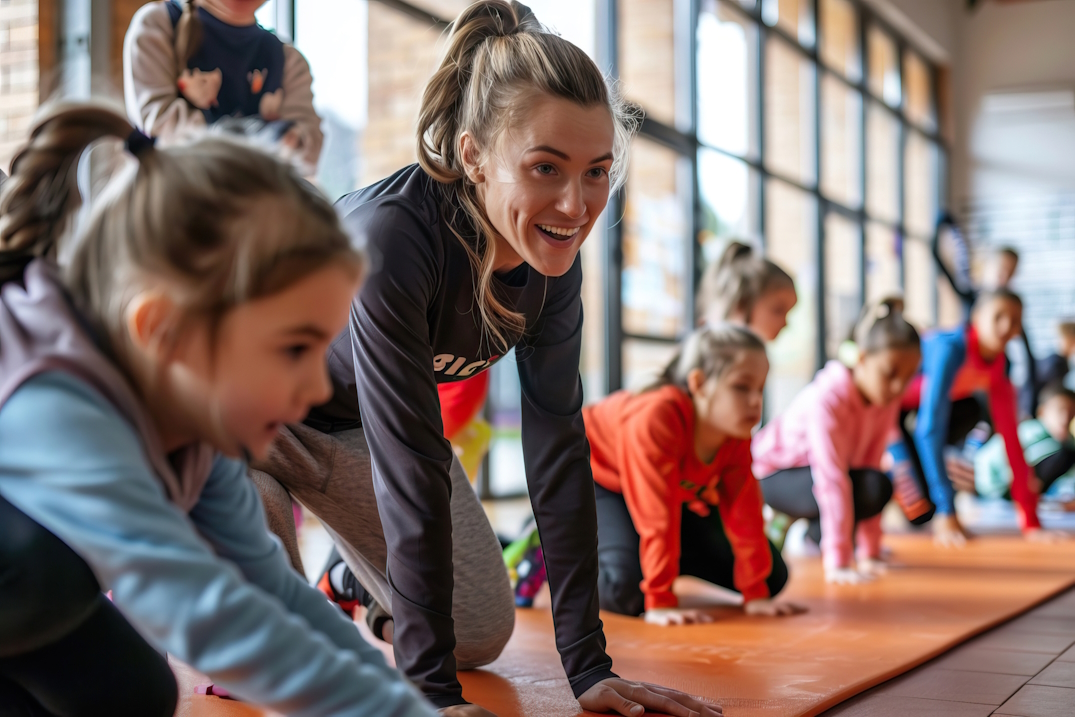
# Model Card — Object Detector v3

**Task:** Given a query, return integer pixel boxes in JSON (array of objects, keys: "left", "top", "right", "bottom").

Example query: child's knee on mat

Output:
[
  {"left": 767, "top": 544, "right": 790, "bottom": 597},
  {"left": 598, "top": 566, "right": 645, "bottom": 617}
]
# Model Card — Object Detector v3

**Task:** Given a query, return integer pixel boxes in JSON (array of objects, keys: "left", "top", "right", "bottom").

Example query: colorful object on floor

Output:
[
  {"left": 195, "top": 683, "right": 236, "bottom": 700},
  {"left": 504, "top": 527, "right": 546, "bottom": 607},
  {"left": 171, "top": 532, "right": 1075, "bottom": 717},
  {"left": 452, "top": 417, "right": 492, "bottom": 484},
  {"left": 764, "top": 509, "right": 793, "bottom": 551},
  {"left": 291, "top": 499, "right": 303, "bottom": 532},
  {"left": 513, "top": 546, "right": 546, "bottom": 608}
]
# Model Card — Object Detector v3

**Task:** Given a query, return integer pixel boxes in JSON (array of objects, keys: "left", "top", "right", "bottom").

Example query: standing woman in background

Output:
[{"left": 251, "top": 2, "right": 723, "bottom": 716}]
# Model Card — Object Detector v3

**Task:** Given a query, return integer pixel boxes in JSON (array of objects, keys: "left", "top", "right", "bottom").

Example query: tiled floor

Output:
[{"left": 822, "top": 587, "right": 1075, "bottom": 716}]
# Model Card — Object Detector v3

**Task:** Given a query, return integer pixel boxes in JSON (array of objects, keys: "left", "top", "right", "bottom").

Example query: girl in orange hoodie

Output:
[{"left": 586, "top": 325, "right": 805, "bottom": 625}]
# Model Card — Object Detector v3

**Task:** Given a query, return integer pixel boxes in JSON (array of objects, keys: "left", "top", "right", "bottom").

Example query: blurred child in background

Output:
[
  {"left": 976, "top": 382, "right": 1075, "bottom": 510},
  {"left": 124, "top": 0, "right": 322, "bottom": 174},
  {"left": 698, "top": 241, "right": 797, "bottom": 341},
  {"left": 586, "top": 325, "right": 804, "bottom": 625},
  {"left": 891, "top": 290, "right": 1057, "bottom": 546},
  {"left": 754, "top": 298, "right": 920, "bottom": 584}
]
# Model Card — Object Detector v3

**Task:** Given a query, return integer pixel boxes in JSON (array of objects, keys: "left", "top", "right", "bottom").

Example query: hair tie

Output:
[{"left": 125, "top": 128, "right": 157, "bottom": 157}]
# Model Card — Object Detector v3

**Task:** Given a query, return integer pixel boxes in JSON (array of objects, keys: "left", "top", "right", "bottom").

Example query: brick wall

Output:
[{"left": 0, "top": 0, "right": 39, "bottom": 173}]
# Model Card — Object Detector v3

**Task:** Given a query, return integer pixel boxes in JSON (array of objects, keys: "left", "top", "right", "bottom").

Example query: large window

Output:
[{"left": 611, "top": 0, "right": 947, "bottom": 416}]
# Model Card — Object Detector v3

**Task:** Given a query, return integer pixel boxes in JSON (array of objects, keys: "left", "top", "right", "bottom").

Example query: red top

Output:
[
  {"left": 437, "top": 372, "right": 490, "bottom": 440},
  {"left": 584, "top": 385, "right": 772, "bottom": 610}
]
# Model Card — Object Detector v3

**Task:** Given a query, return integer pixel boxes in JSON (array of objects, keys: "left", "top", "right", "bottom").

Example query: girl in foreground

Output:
[
  {"left": 753, "top": 299, "right": 921, "bottom": 584},
  {"left": 586, "top": 325, "right": 805, "bottom": 625},
  {"left": 0, "top": 103, "right": 433, "bottom": 715}
]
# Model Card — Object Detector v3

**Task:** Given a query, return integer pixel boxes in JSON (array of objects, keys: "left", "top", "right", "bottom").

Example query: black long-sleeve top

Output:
[{"left": 309, "top": 164, "right": 615, "bottom": 708}]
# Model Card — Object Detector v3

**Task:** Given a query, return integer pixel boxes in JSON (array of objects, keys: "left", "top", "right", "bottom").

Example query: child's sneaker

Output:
[{"left": 317, "top": 549, "right": 362, "bottom": 616}]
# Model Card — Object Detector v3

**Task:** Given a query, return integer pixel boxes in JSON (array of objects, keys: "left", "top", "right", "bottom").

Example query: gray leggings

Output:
[{"left": 249, "top": 423, "right": 514, "bottom": 670}]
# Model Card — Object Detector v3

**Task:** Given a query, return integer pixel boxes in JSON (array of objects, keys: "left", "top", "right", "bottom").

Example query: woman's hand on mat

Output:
[
  {"left": 579, "top": 677, "right": 723, "bottom": 717},
  {"left": 743, "top": 598, "right": 807, "bottom": 617},
  {"left": 932, "top": 514, "right": 969, "bottom": 548},
  {"left": 1024, "top": 527, "right": 1069, "bottom": 543},
  {"left": 824, "top": 567, "right": 874, "bottom": 585},
  {"left": 438, "top": 704, "right": 497, "bottom": 716},
  {"left": 643, "top": 608, "right": 715, "bottom": 626}
]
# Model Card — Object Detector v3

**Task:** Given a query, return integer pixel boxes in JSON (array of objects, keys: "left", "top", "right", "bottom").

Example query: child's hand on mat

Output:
[
  {"left": 932, "top": 514, "right": 968, "bottom": 548},
  {"left": 743, "top": 598, "right": 806, "bottom": 616},
  {"left": 438, "top": 704, "right": 497, "bottom": 716},
  {"left": 1024, "top": 528, "right": 1069, "bottom": 543},
  {"left": 857, "top": 557, "right": 888, "bottom": 577},
  {"left": 643, "top": 608, "right": 715, "bottom": 626},
  {"left": 579, "top": 677, "right": 723, "bottom": 717},
  {"left": 825, "top": 567, "right": 874, "bottom": 585}
]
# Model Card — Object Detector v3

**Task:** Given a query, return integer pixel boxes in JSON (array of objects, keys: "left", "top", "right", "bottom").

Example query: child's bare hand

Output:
[
  {"left": 1062, "top": 499, "right": 1075, "bottom": 513},
  {"left": 825, "top": 567, "right": 874, "bottom": 585},
  {"left": 744, "top": 598, "right": 807, "bottom": 617},
  {"left": 643, "top": 608, "right": 715, "bottom": 626},
  {"left": 857, "top": 557, "right": 888, "bottom": 577},
  {"left": 1025, "top": 528, "right": 1070, "bottom": 543},
  {"left": 933, "top": 514, "right": 969, "bottom": 548}
]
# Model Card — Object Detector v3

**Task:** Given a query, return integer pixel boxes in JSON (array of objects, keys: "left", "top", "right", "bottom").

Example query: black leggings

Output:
[
  {"left": 0, "top": 496, "right": 177, "bottom": 717},
  {"left": 1035, "top": 445, "right": 1075, "bottom": 494},
  {"left": 896, "top": 396, "right": 987, "bottom": 524},
  {"left": 594, "top": 483, "right": 788, "bottom": 617},
  {"left": 759, "top": 467, "right": 893, "bottom": 545}
]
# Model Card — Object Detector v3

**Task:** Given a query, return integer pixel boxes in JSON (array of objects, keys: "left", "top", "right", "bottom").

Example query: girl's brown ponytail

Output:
[{"left": 0, "top": 104, "right": 133, "bottom": 284}]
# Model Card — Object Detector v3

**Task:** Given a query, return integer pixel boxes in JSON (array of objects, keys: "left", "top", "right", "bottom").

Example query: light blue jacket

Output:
[{"left": 0, "top": 371, "right": 436, "bottom": 717}]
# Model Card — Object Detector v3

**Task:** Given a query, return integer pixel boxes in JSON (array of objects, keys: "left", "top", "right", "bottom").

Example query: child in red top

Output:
[{"left": 586, "top": 325, "right": 805, "bottom": 625}]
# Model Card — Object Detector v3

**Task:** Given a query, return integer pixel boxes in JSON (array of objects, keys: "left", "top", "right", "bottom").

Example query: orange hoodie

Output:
[{"left": 584, "top": 385, "right": 772, "bottom": 611}]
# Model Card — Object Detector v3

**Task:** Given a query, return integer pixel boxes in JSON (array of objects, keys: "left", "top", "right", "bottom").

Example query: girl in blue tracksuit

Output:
[
  {"left": 0, "top": 103, "right": 434, "bottom": 716},
  {"left": 892, "top": 290, "right": 1051, "bottom": 546}
]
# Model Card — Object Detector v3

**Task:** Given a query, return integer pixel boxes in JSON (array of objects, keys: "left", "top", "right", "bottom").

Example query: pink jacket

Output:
[{"left": 752, "top": 361, "right": 900, "bottom": 570}]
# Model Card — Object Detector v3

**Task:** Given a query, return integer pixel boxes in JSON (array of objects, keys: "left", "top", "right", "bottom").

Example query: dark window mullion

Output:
[
  {"left": 813, "top": 0, "right": 825, "bottom": 369},
  {"left": 858, "top": 0, "right": 869, "bottom": 305},
  {"left": 599, "top": 0, "right": 623, "bottom": 392}
]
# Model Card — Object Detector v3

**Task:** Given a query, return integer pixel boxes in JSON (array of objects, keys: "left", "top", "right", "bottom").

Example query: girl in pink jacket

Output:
[{"left": 753, "top": 299, "right": 921, "bottom": 584}]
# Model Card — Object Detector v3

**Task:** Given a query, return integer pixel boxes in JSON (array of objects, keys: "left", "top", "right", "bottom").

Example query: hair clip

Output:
[{"left": 125, "top": 128, "right": 157, "bottom": 157}]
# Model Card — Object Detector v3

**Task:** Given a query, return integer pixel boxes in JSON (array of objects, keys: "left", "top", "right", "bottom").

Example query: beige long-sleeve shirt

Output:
[{"left": 123, "top": 1, "right": 323, "bottom": 174}]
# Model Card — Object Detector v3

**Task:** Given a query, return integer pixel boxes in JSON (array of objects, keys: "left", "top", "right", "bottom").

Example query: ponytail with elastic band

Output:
[
  {"left": 0, "top": 103, "right": 134, "bottom": 284},
  {"left": 840, "top": 296, "right": 920, "bottom": 365}
]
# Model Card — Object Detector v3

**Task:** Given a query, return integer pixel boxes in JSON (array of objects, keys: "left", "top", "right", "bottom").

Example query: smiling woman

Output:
[{"left": 246, "top": 2, "right": 720, "bottom": 716}]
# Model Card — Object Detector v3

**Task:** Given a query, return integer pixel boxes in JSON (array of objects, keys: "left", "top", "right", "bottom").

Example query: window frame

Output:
[{"left": 604, "top": 0, "right": 949, "bottom": 390}]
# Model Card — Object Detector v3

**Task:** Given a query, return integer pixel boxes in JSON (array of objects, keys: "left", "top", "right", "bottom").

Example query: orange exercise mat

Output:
[{"left": 174, "top": 533, "right": 1075, "bottom": 717}]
